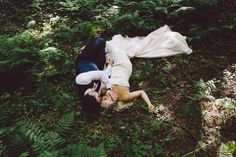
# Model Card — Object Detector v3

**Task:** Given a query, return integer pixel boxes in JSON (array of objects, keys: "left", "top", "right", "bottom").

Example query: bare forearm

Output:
[
  {"left": 140, "top": 90, "right": 152, "bottom": 107},
  {"left": 127, "top": 90, "right": 155, "bottom": 113}
]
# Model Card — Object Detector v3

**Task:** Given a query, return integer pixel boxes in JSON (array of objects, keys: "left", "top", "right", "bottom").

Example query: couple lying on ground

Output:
[{"left": 75, "top": 25, "right": 192, "bottom": 117}]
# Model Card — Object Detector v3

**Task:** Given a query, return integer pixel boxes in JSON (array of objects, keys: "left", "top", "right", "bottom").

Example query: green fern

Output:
[
  {"left": 19, "top": 152, "right": 29, "bottom": 157},
  {"left": 56, "top": 111, "right": 76, "bottom": 137},
  {"left": 190, "top": 79, "right": 217, "bottom": 101},
  {"left": 17, "top": 120, "right": 65, "bottom": 154},
  {"left": 37, "top": 150, "right": 61, "bottom": 157},
  {"left": 198, "top": 0, "right": 219, "bottom": 6},
  {"left": 219, "top": 141, "right": 236, "bottom": 157},
  {"left": 66, "top": 143, "right": 107, "bottom": 157},
  {"left": 0, "top": 126, "right": 28, "bottom": 157},
  {"left": 32, "top": 131, "right": 65, "bottom": 153},
  {"left": 0, "top": 126, "right": 18, "bottom": 141},
  {"left": 18, "top": 120, "right": 44, "bottom": 142},
  {"left": 0, "top": 102, "right": 16, "bottom": 127},
  {"left": 0, "top": 31, "right": 40, "bottom": 72},
  {"left": 0, "top": 140, "right": 7, "bottom": 157}
]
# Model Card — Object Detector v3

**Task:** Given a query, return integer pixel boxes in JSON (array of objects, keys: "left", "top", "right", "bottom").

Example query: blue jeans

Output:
[
  {"left": 77, "top": 61, "right": 99, "bottom": 73},
  {"left": 75, "top": 37, "right": 106, "bottom": 75}
]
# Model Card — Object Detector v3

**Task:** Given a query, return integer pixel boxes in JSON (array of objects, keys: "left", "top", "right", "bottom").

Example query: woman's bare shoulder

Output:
[
  {"left": 112, "top": 85, "right": 129, "bottom": 91},
  {"left": 112, "top": 85, "right": 130, "bottom": 101}
]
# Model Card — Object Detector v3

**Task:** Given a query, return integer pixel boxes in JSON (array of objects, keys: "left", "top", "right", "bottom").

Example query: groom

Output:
[{"left": 75, "top": 36, "right": 116, "bottom": 117}]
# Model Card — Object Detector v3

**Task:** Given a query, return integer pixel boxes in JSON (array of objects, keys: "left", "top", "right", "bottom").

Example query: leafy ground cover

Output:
[{"left": 0, "top": 0, "right": 235, "bottom": 156}]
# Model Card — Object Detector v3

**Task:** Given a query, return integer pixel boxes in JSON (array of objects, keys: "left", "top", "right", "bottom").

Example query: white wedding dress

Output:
[{"left": 105, "top": 25, "right": 192, "bottom": 88}]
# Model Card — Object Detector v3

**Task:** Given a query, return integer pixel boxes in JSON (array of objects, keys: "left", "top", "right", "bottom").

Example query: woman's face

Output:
[
  {"left": 88, "top": 91, "right": 101, "bottom": 103},
  {"left": 101, "top": 94, "right": 115, "bottom": 108}
]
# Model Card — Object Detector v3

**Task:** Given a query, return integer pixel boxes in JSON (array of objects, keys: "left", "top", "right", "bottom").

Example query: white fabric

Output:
[
  {"left": 105, "top": 25, "right": 192, "bottom": 87},
  {"left": 75, "top": 64, "right": 112, "bottom": 89}
]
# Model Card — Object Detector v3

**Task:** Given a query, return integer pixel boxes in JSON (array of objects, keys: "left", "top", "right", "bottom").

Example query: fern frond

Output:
[
  {"left": 18, "top": 120, "right": 44, "bottom": 143},
  {"left": 32, "top": 131, "right": 65, "bottom": 153},
  {"left": 218, "top": 142, "right": 235, "bottom": 157},
  {"left": 0, "top": 31, "right": 40, "bottom": 73},
  {"left": 97, "top": 143, "right": 107, "bottom": 157},
  {"left": 0, "top": 102, "right": 16, "bottom": 127},
  {"left": 0, "top": 140, "right": 7, "bottom": 157},
  {"left": 0, "top": 127, "right": 15, "bottom": 139},
  {"left": 56, "top": 111, "right": 76, "bottom": 137},
  {"left": 66, "top": 143, "right": 107, "bottom": 157},
  {"left": 19, "top": 151, "right": 29, "bottom": 157},
  {"left": 7, "top": 130, "right": 29, "bottom": 156},
  {"left": 17, "top": 120, "right": 65, "bottom": 154},
  {"left": 38, "top": 150, "right": 61, "bottom": 157},
  {"left": 194, "top": 79, "right": 217, "bottom": 101}
]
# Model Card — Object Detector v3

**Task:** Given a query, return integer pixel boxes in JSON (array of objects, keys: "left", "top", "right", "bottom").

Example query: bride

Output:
[{"left": 100, "top": 25, "right": 192, "bottom": 112}]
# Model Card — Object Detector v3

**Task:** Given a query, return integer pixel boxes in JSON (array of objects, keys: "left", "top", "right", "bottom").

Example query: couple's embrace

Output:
[
  {"left": 75, "top": 37, "right": 155, "bottom": 117},
  {"left": 75, "top": 25, "right": 192, "bottom": 117}
]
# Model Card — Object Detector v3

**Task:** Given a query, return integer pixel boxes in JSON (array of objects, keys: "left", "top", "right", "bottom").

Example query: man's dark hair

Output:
[{"left": 82, "top": 94, "right": 101, "bottom": 118}]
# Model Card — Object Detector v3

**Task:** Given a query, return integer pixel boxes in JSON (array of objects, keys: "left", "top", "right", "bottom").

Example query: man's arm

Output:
[{"left": 75, "top": 64, "right": 112, "bottom": 89}]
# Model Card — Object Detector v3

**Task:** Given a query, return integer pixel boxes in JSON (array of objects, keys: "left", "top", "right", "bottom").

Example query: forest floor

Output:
[
  {"left": 0, "top": 9, "right": 235, "bottom": 156},
  {"left": 70, "top": 49, "right": 236, "bottom": 156}
]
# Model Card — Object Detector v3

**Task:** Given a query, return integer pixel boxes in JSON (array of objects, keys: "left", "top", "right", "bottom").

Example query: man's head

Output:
[{"left": 82, "top": 94, "right": 101, "bottom": 116}]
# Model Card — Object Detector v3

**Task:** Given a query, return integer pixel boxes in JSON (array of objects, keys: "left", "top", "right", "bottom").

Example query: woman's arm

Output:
[{"left": 124, "top": 90, "right": 155, "bottom": 113}]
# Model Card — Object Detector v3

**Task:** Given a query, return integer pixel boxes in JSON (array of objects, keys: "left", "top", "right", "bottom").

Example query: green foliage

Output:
[
  {"left": 102, "top": 134, "right": 122, "bottom": 152},
  {"left": 215, "top": 98, "right": 236, "bottom": 120},
  {"left": 0, "top": 0, "right": 235, "bottom": 156},
  {"left": 219, "top": 141, "right": 236, "bottom": 157},
  {"left": 19, "top": 152, "right": 30, "bottom": 157},
  {"left": 66, "top": 143, "right": 106, "bottom": 157},
  {"left": 180, "top": 103, "right": 201, "bottom": 118},
  {"left": 56, "top": 111, "right": 76, "bottom": 137},
  {"left": 18, "top": 120, "right": 65, "bottom": 153},
  {"left": 216, "top": 98, "right": 236, "bottom": 109},
  {"left": 227, "top": 141, "right": 236, "bottom": 155},
  {"left": 76, "top": 22, "right": 101, "bottom": 40},
  {"left": 0, "top": 31, "right": 39, "bottom": 72},
  {"left": 59, "top": 0, "right": 107, "bottom": 20},
  {"left": 190, "top": 79, "right": 217, "bottom": 101},
  {"left": 194, "top": 0, "right": 219, "bottom": 6},
  {"left": 161, "top": 59, "right": 173, "bottom": 74},
  {"left": 0, "top": 93, "right": 19, "bottom": 127},
  {"left": 0, "top": 115, "right": 106, "bottom": 157},
  {"left": 35, "top": 81, "right": 75, "bottom": 113}
]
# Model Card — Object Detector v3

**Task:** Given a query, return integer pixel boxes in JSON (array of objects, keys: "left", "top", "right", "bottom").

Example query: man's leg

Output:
[
  {"left": 77, "top": 61, "right": 98, "bottom": 74},
  {"left": 78, "top": 37, "right": 106, "bottom": 70}
]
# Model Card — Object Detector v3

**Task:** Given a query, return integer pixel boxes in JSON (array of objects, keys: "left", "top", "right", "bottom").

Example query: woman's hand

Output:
[
  {"left": 106, "top": 89, "right": 117, "bottom": 102},
  {"left": 148, "top": 104, "right": 157, "bottom": 113},
  {"left": 106, "top": 58, "right": 114, "bottom": 65}
]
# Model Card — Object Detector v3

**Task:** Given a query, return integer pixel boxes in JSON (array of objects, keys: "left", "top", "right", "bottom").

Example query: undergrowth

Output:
[{"left": 0, "top": 0, "right": 235, "bottom": 156}]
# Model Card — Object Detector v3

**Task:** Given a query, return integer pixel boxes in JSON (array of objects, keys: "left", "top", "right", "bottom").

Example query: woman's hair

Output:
[
  {"left": 82, "top": 94, "right": 101, "bottom": 117},
  {"left": 107, "top": 102, "right": 116, "bottom": 110}
]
